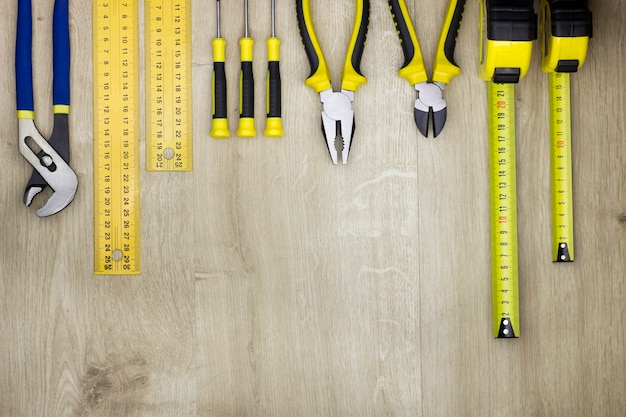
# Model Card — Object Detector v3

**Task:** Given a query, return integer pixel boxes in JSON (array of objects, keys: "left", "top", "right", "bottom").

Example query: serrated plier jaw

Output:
[{"left": 320, "top": 88, "right": 355, "bottom": 165}]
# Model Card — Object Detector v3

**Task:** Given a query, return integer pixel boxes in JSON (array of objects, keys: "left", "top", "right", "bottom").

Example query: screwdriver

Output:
[
  {"left": 237, "top": 0, "right": 256, "bottom": 137},
  {"left": 210, "top": 0, "right": 230, "bottom": 138},
  {"left": 264, "top": 0, "right": 283, "bottom": 137}
]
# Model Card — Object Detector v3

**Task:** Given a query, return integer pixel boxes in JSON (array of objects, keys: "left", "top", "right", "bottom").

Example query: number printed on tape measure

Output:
[
  {"left": 146, "top": 0, "right": 192, "bottom": 171},
  {"left": 94, "top": 0, "right": 141, "bottom": 274}
]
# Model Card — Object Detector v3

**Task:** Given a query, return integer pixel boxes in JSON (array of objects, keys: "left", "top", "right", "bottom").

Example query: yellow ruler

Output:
[
  {"left": 549, "top": 72, "right": 574, "bottom": 262},
  {"left": 93, "top": 0, "right": 141, "bottom": 274},
  {"left": 146, "top": 0, "right": 193, "bottom": 171},
  {"left": 488, "top": 82, "right": 519, "bottom": 338}
]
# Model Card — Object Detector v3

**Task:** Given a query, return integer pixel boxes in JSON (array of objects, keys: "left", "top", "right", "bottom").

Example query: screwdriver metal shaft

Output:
[
  {"left": 210, "top": 0, "right": 229, "bottom": 138},
  {"left": 264, "top": 0, "right": 283, "bottom": 137},
  {"left": 237, "top": 0, "right": 256, "bottom": 137}
]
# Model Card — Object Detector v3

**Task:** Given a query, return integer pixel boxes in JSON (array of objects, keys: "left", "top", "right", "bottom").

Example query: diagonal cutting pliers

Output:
[
  {"left": 389, "top": 0, "right": 466, "bottom": 138},
  {"left": 16, "top": 0, "right": 78, "bottom": 217},
  {"left": 296, "top": 0, "right": 370, "bottom": 165}
]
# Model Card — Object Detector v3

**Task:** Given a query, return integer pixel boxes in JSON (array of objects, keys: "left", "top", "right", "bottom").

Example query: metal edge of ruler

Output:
[
  {"left": 93, "top": 0, "right": 141, "bottom": 275},
  {"left": 549, "top": 72, "right": 574, "bottom": 262},
  {"left": 488, "top": 82, "right": 520, "bottom": 338},
  {"left": 145, "top": 0, "right": 193, "bottom": 171}
]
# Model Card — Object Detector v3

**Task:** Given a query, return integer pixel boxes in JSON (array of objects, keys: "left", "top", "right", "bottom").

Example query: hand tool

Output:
[
  {"left": 296, "top": 0, "right": 370, "bottom": 164},
  {"left": 16, "top": 0, "right": 78, "bottom": 217},
  {"left": 479, "top": 0, "right": 537, "bottom": 338},
  {"left": 146, "top": 0, "right": 193, "bottom": 170},
  {"left": 388, "top": 0, "right": 466, "bottom": 138},
  {"left": 540, "top": 0, "right": 592, "bottom": 262},
  {"left": 94, "top": 0, "right": 141, "bottom": 274},
  {"left": 237, "top": 0, "right": 256, "bottom": 137},
  {"left": 211, "top": 0, "right": 230, "bottom": 138},
  {"left": 264, "top": 0, "right": 283, "bottom": 137}
]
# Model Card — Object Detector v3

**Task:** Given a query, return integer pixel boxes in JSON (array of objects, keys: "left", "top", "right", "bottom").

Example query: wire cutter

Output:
[
  {"left": 16, "top": 0, "right": 78, "bottom": 217},
  {"left": 389, "top": 0, "right": 466, "bottom": 138},
  {"left": 296, "top": 0, "right": 370, "bottom": 164}
]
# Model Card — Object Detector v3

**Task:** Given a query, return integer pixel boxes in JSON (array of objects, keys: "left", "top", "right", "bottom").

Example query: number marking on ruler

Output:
[
  {"left": 146, "top": 0, "right": 193, "bottom": 171},
  {"left": 488, "top": 82, "right": 519, "bottom": 338},
  {"left": 549, "top": 72, "right": 574, "bottom": 262},
  {"left": 93, "top": 0, "right": 141, "bottom": 275}
]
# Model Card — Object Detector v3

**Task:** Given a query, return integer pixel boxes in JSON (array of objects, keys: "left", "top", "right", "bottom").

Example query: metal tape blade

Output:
[{"left": 488, "top": 82, "right": 520, "bottom": 338}]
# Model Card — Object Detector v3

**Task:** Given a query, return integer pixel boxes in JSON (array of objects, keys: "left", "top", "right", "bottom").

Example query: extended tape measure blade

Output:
[
  {"left": 549, "top": 72, "right": 574, "bottom": 262},
  {"left": 488, "top": 82, "right": 520, "bottom": 338}
]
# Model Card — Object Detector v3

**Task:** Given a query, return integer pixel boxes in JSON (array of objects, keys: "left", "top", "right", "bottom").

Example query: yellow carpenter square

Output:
[
  {"left": 146, "top": 0, "right": 193, "bottom": 171},
  {"left": 93, "top": 0, "right": 141, "bottom": 274}
]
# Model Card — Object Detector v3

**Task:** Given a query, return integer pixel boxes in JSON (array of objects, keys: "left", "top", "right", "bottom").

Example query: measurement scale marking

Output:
[
  {"left": 146, "top": 0, "right": 192, "bottom": 171},
  {"left": 488, "top": 82, "right": 520, "bottom": 338},
  {"left": 550, "top": 72, "right": 574, "bottom": 262},
  {"left": 94, "top": 0, "right": 141, "bottom": 274}
]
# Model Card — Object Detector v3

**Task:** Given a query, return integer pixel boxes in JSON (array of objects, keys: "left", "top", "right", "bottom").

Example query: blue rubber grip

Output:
[
  {"left": 53, "top": 0, "right": 70, "bottom": 107},
  {"left": 16, "top": 0, "right": 34, "bottom": 112}
]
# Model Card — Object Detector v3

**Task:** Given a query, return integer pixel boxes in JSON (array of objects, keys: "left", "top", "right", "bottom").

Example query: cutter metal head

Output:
[{"left": 414, "top": 81, "right": 447, "bottom": 138}]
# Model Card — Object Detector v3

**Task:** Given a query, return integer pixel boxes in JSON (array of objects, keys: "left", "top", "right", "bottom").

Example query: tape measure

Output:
[
  {"left": 145, "top": 0, "right": 193, "bottom": 171},
  {"left": 540, "top": 0, "right": 592, "bottom": 262},
  {"left": 548, "top": 72, "right": 574, "bottom": 262},
  {"left": 93, "top": 0, "right": 141, "bottom": 274},
  {"left": 488, "top": 82, "right": 520, "bottom": 338},
  {"left": 480, "top": 0, "right": 536, "bottom": 338}
]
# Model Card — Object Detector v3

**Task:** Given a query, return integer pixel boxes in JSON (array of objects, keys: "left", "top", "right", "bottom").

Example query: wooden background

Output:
[{"left": 1, "top": 0, "right": 625, "bottom": 416}]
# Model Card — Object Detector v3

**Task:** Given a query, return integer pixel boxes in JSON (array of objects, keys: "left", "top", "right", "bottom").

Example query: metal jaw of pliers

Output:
[
  {"left": 389, "top": 0, "right": 466, "bottom": 138},
  {"left": 320, "top": 88, "right": 355, "bottom": 165},
  {"left": 16, "top": 0, "right": 78, "bottom": 217},
  {"left": 414, "top": 81, "right": 447, "bottom": 138},
  {"left": 296, "top": 0, "right": 369, "bottom": 164},
  {"left": 19, "top": 116, "right": 78, "bottom": 217}
]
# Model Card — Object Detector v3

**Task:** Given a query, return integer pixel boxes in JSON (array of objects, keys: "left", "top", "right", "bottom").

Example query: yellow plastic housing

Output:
[{"left": 480, "top": 39, "right": 533, "bottom": 81}]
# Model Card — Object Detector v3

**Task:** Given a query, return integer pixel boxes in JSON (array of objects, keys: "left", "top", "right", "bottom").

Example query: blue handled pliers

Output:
[{"left": 16, "top": 0, "right": 78, "bottom": 217}]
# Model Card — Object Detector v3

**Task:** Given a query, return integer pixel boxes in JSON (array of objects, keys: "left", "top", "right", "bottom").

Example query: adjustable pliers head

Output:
[
  {"left": 320, "top": 88, "right": 355, "bottom": 164},
  {"left": 414, "top": 81, "right": 447, "bottom": 138},
  {"left": 19, "top": 116, "right": 78, "bottom": 217}
]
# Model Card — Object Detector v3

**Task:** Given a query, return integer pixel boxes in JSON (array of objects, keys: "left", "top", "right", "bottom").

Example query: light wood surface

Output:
[{"left": 2, "top": 0, "right": 625, "bottom": 416}]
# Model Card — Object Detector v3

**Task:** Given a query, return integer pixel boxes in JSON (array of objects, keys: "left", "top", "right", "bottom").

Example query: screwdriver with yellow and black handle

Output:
[
  {"left": 264, "top": 0, "right": 283, "bottom": 137},
  {"left": 237, "top": 0, "right": 256, "bottom": 137},
  {"left": 210, "top": 0, "right": 230, "bottom": 138}
]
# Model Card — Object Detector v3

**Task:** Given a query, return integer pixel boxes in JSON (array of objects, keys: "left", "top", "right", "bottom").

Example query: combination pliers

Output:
[
  {"left": 389, "top": 0, "right": 466, "bottom": 138},
  {"left": 296, "top": 0, "right": 370, "bottom": 164},
  {"left": 16, "top": 0, "right": 78, "bottom": 217}
]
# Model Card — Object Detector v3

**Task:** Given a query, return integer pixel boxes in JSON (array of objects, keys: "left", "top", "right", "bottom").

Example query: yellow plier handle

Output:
[
  {"left": 540, "top": 0, "right": 592, "bottom": 73},
  {"left": 479, "top": 0, "right": 537, "bottom": 83},
  {"left": 296, "top": 0, "right": 370, "bottom": 93},
  {"left": 342, "top": 0, "right": 370, "bottom": 92},
  {"left": 295, "top": 0, "right": 331, "bottom": 93},
  {"left": 433, "top": 0, "right": 467, "bottom": 84},
  {"left": 388, "top": 0, "right": 466, "bottom": 86},
  {"left": 388, "top": 0, "right": 427, "bottom": 85}
]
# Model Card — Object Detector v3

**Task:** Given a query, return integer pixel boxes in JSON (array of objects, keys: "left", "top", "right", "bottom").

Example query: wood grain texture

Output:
[{"left": 2, "top": 0, "right": 625, "bottom": 416}]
